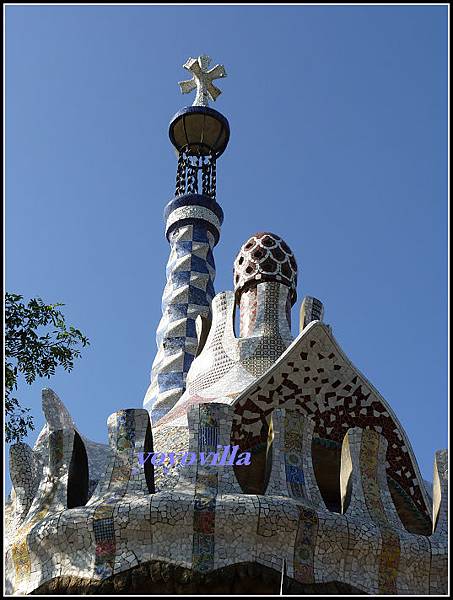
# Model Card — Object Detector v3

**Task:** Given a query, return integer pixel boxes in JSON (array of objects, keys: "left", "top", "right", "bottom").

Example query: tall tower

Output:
[{"left": 144, "top": 55, "right": 230, "bottom": 423}]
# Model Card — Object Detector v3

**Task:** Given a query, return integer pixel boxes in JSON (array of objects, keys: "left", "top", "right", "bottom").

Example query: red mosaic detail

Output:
[
  {"left": 234, "top": 232, "right": 298, "bottom": 305},
  {"left": 231, "top": 331, "right": 429, "bottom": 517}
]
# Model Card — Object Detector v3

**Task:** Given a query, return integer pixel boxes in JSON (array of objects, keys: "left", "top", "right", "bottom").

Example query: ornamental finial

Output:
[{"left": 178, "top": 55, "right": 227, "bottom": 107}]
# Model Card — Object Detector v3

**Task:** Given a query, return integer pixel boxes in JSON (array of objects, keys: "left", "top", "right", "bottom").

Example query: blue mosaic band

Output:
[
  {"left": 164, "top": 194, "right": 224, "bottom": 223},
  {"left": 165, "top": 194, "right": 223, "bottom": 246},
  {"left": 144, "top": 196, "right": 219, "bottom": 423}
]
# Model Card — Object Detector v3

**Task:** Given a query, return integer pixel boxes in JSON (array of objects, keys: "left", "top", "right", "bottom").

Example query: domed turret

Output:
[
  {"left": 233, "top": 232, "right": 298, "bottom": 305},
  {"left": 233, "top": 232, "right": 297, "bottom": 340}
]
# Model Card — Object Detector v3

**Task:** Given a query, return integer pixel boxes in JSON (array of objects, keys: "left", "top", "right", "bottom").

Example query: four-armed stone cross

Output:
[{"left": 179, "top": 55, "right": 227, "bottom": 107}]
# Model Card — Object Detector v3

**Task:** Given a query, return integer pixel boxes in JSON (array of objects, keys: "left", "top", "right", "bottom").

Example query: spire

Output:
[{"left": 143, "top": 56, "right": 230, "bottom": 424}]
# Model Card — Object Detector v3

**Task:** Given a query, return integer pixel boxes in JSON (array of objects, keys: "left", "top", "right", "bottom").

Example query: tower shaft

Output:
[{"left": 144, "top": 194, "right": 223, "bottom": 423}]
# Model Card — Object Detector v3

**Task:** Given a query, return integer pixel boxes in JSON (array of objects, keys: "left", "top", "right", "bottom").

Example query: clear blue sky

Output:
[{"left": 5, "top": 5, "right": 448, "bottom": 490}]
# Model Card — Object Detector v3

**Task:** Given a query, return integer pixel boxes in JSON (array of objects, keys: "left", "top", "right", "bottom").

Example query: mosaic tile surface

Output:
[
  {"left": 5, "top": 381, "right": 448, "bottom": 595},
  {"left": 5, "top": 231, "right": 447, "bottom": 595},
  {"left": 231, "top": 320, "right": 432, "bottom": 518},
  {"left": 144, "top": 197, "right": 222, "bottom": 424}
]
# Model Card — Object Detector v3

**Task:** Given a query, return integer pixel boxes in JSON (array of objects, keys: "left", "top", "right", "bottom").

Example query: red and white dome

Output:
[{"left": 233, "top": 232, "right": 298, "bottom": 305}]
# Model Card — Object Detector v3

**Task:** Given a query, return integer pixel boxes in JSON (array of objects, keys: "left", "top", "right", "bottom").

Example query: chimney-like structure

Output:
[
  {"left": 144, "top": 56, "right": 229, "bottom": 424},
  {"left": 233, "top": 231, "right": 298, "bottom": 340}
]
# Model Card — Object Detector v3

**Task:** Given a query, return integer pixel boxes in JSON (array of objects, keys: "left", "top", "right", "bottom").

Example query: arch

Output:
[{"left": 67, "top": 431, "right": 89, "bottom": 509}]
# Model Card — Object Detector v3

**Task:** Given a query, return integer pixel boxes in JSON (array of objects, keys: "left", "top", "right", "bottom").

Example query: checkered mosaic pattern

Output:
[{"left": 144, "top": 216, "right": 218, "bottom": 424}]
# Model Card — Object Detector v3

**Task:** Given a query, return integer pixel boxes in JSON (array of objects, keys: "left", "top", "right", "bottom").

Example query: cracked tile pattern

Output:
[{"left": 5, "top": 256, "right": 447, "bottom": 595}]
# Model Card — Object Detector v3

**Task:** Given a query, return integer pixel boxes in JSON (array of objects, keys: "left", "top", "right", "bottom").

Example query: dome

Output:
[{"left": 233, "top": 232, "right": 298, "bottom": 304}]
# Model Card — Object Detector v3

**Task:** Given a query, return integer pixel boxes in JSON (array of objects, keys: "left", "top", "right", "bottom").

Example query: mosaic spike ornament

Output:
[
  {"left": 179, "top": 55, "right": 227, "bottom": 107},
  {"left": 5, "top": 56, "right": 447, "bottom": 595}
]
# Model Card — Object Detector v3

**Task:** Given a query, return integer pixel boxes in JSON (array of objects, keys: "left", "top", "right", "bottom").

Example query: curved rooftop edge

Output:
[{"left": 231, "top": 319, "right": 433, "bottom": 518}]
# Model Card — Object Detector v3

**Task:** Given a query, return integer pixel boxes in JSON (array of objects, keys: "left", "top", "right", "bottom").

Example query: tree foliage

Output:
[{"left": 5, "top": 293, "right": 89, "bottom": 443}]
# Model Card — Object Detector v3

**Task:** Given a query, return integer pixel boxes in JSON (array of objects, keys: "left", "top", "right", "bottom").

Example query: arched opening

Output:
[
  {"left": 234, "top": 419, "right": 273, "bottom": 495},
  {"left": 387, "top": 476, "right": 432, "bottom": 535},
  {"left": 311, "top": 437, "right": 342, "bottom": 513},
  {"left": 67, "top": 431, "right": 89, "bottom": 508},
  {"left": 195, "top": 314, "right": 212, "bottom": 357},
  {"left": 144, "top": 420, "right": 155, "bottom": 494}
]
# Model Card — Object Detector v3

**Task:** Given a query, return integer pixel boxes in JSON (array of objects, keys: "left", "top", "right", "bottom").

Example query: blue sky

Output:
[{"left": 5, "top": 5, "right": 448, "bottom": 490}]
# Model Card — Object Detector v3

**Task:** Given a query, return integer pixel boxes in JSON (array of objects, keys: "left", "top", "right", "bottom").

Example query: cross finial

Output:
[{"left": 178, "top": 55, "right": 227, "bottom": 107}]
